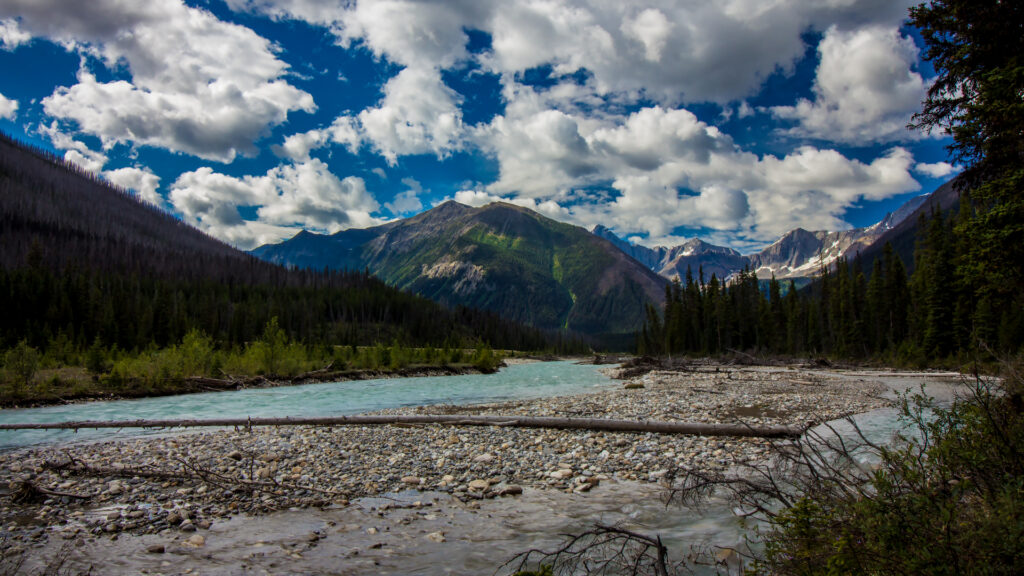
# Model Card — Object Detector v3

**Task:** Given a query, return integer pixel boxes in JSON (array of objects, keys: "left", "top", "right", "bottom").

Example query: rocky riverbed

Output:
[{"left": 0, "top": 365, "right": 893, "bottom": 572}]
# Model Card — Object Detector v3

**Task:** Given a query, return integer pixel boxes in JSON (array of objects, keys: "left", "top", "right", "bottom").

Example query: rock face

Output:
[
  {"left": 593, "top": 227, "right": 747, "bottom": 282},
  {"left": 594, "top": 185, "right": 943, "bottom": 282},
  {"left": 253, "top": 201, "right": 667, "bottom": 341}
]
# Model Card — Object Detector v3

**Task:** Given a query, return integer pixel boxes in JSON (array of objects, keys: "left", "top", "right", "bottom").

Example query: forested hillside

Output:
[
  {"left": 641, "top": 222, "right": 1022, "bottom": 364},
  {"left": 0, "top": 132, "right": 556, "bottom": 353},
  {"left": 254, "top": 200, "right": 667, "bottom": 346}
]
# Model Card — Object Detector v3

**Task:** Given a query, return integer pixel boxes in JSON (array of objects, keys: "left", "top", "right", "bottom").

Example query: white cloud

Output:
[
  {"left": 103, "top": 165, "right": 162, "bottom": 205},
  {"left": 277, "top": 64, "right": 468, "bottom": 168},
  {"left": 2, "top": 0, "right": 314, "bottom": 162},
  {"left": 169, "top": 159, "right": 383, "bottom": 249},
  {"left": 0, "top": 18, "right": 30, "bottom": 49},
  {"left": 476, "top": 95, "right": 920, "bottom": 246},
  {"left": 752, "top": 146, "right": 919, "bottom": 236},
  {"left": 276, "top": 117, "right": 361, "bottom": 161},
  {"left": 229, "top": 0, "right": 485, "bottom": 70},
  {"left": 621, "top": 8, "right": 672, "bottom": 62},
  {"left": 39, "top": 121, "right": 110, "bottom": 173},
  {"left": 450, "top": 190, "right": 571, "bottom": 221},
  {"left": 475, "top": 84, "right": 599, "bottom": 197},
  {"left": 4, "top": 0, "right": 934, "bottom": 253},
  {"left": 356, "top": 67, "right": 464, "bottom": 165},
  {"left": 771, "top": 25, "right": 928, "bottom": 144},
  {"left": 384, "top": 177, "right": 424, "bottom": 215},
  {"left": 228, "top": 0, "right": 917, "bottom": 106},
  {"left": 914, "top": 161, "right": 960, "bottom": 179},
  {"left": 0, "top": 92, "right": 17, "bottom": 119}
]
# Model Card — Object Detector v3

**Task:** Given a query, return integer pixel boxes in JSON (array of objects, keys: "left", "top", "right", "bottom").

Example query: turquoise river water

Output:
[{"left": 0, "top": 360, "right": 613, "bottom": 450}]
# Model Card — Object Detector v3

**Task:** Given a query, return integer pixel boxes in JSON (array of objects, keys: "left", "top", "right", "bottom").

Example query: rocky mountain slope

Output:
[
  {"left": 254, "top": 201, "right": 667, "bottom": 341},
  {"left": 595, "top": 188, "right": 936, "bottom": 282}
]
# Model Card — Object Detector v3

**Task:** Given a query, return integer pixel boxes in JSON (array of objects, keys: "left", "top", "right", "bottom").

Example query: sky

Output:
[{"left": 0, "top": 0, "right": 959, "bottom": 253}]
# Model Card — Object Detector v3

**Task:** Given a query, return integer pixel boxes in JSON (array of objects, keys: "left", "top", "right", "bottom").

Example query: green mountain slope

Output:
[
  {"left": 0, "top": 132, "right": 552, "bottom": 353},
  {"left": 254, "top": 201, "right": 667, "bottom": 342}
]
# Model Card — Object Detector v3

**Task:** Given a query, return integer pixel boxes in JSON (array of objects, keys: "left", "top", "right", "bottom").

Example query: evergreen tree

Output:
[{"left": 910, "top": 0, "right": 1024, "bottom": 354}]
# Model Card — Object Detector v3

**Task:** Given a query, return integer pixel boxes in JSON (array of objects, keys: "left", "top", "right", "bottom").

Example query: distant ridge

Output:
[
  {"left": 254, "top": 201, "right": 667, "bottom": 343},
  {"left": 592, "top": 184, "right": 948, "bottom": 282}
]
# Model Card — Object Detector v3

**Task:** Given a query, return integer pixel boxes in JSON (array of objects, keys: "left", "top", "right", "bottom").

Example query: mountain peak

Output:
[{"left": 253, "top": 199, "right": 667, "bottom": 340}]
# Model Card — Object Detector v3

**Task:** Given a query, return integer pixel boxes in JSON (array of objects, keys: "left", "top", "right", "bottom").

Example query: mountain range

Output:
[
  {"left": 254, "top": 201, "right": 666, "bottom": 345},
  {"left": 593, "top": 188, "right": 936, "bottom": 282},
  {"left": 253, "top": 181, "right": 957, "bottom": 340}
]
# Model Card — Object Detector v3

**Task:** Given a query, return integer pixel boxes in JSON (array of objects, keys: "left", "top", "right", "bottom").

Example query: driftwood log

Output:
[{"left": 0, "top": 414, "right": 805, "bottom": 438}]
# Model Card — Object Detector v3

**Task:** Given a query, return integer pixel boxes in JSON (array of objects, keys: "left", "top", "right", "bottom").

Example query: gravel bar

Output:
[{"left": 0, "top": 365, "right": 888, "bottom": 557}]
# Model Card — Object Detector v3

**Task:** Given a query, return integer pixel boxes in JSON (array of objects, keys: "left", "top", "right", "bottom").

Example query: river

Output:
[
  {"left": 4, "top": 364, "right": 965, "bottom": 575},
  {"left": 0, "top": 360, "right": 614, "bottom": 450}
]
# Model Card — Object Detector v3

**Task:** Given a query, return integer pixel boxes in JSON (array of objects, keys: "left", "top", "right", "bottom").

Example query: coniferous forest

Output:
[
  {"left": 638, "top": 0, "right": 1024, "bottom": 369},
  {"left": 0, "top": 132, "right": 575, "bottom": 370},
  {"left": 638, "top": 201, "right": 1022, "bottom": 366}
]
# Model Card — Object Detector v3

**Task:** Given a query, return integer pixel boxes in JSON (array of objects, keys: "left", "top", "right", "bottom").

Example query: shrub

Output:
[
  {"left": 3, "top": 340, "right": 39, "bottom": 392},
  {"left": 754, "top": 364, "right": 1024, "bottom": 575},
  {"left": 471, "top": 344, "right": 500, "bottom": 372}
]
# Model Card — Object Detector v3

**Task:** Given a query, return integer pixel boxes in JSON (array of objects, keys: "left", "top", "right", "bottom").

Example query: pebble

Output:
[{"left": 0, "top": 364, "right": 889, "bottom": 545}]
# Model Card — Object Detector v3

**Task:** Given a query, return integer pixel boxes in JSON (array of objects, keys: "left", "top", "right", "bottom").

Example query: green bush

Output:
[
  {"left": 471, "top": 344, "right": 500, "bottom": 372},
  {"left": 3, "top": 340, "right": 39, "bottom": 393},
  {"left": 757, "top": 365, "right": 1024, "bottom": 575},
  {"left": 85, "top": 337, "right": 108, "bottom": 375},
  {"left": 179, "top": 329, "right": 216, "bottom": 377}
]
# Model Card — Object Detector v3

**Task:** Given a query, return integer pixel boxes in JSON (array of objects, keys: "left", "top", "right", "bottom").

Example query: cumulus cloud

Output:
[
  {"left": 0, "top": 18, "right": 30, "bottom": 49},
  {"left": 621, "top": 8, "right": 672, "bottom": 62},
  {"left": 356, "top": 67, "right": 464, "bottom": 165},
  {"left": 476, "top": 93, "right": 920, "bottom": 246},
  {"left": 39, "top": 121, "right": 110, "bottom": 173},
  {"left": 752, "top": 146, "right": 919, "bottom": 235},
  {"left": 0, "top": 92, "right": 17, "bottom": 119},
  {"left": 228, "top": 0, "right": 917, "bottom": 105},
  {"left": 229, "top": 0, "right": 485, "bottom": 70},
  {"left": 169, "top": 159, "right": 383, "bottom": 249},
  {"left": 5, "top": 0, "right": 934, "bottom": 252},
  {"left": 771, "top": 25, "right": 929, "bottom": 144},
  {"left": 279, "top": 67, "right": 466, "bottom": 167},
  {"left": 450, "top": 189, "right": 571, "bottom": 221},
  {"left": 3, "top": 0, "right": 314, "bottom": 162},
  {"left": 103, "top": 165, "right": 162, "bottom": 205},
  {"left": 914, "top": 161, "right": 961, "bottom": 179},
  {"left": 276, "top": 117, "right": 361, "bottom": 161},
  {"left": 384, "top": 177, "right": 424, "bottom": 215}
]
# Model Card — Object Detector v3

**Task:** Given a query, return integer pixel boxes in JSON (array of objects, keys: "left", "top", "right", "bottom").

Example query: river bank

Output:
[
  {"left": 0, "top": 363, "right": 501, "bottom": 410},
  {"left": 0, "top": 364, "right": 961, "bottom": 574}
]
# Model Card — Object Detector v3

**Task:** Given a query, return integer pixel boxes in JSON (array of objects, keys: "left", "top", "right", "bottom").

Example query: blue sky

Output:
[{"left": 0, "top": 0, "right": 958, "bottom": 253}]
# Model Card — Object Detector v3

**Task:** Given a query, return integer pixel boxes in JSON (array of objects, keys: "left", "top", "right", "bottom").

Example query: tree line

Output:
[
  {"left": 638, "top": 208, "right": 1022, "bottom": 364},
  {"left": 0, "top": 131, "right": 585, "bottom": 358}
]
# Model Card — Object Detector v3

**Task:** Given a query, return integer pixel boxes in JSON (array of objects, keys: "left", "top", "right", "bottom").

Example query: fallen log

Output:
[{"left": 0, "top": 414, "right": 805, "bottom": 438}]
